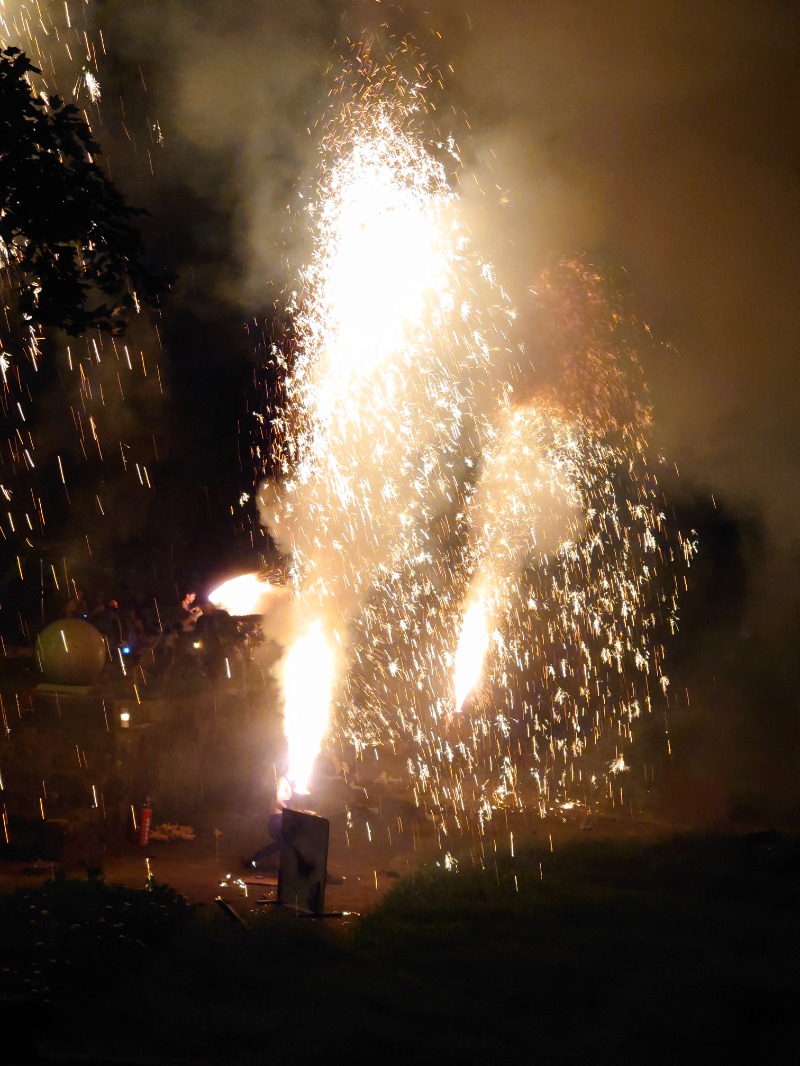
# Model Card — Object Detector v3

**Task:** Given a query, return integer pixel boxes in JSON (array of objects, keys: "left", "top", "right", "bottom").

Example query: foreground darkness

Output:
[{"left": 1, "top": 829, "right": 798, "bottom": 1065}]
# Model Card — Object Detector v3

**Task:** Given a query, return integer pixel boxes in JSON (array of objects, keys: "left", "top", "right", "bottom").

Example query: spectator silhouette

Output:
[
  {"left": 180, "top": 590, "right": 203, "bottom": 631},
  {"left": 89, "top": 598, "right": 123, "bottom": 659},
  {"left": 193, "top": 600, "right": 235, "bottom": 680},
  {"left": 65, "top": 588, "right": 90, "bottom": 619}
]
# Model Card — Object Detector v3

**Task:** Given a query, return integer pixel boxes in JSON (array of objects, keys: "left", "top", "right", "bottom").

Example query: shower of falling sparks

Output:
[
  {"left": 1, "top": 1, "right": 103, "bottom": 98},
  {"left": 0, "top": 2, "right": 166, "bottom": 640},
  {"left": 0, "top": 3, "right": 172, "bottom": 855},
  {"left": 257, "top": 51, "right": 696, "bottom": 832}
]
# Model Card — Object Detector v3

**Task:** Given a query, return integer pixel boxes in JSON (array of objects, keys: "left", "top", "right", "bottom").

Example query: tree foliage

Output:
[{"left": 0, "top": 47, "right": 169, "bottom": 335}]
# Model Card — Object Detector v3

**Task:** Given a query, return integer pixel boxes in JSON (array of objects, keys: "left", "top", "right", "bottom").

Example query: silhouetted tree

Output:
[{"left": 0, "top": 47, "right": 169, "bottom": 335}]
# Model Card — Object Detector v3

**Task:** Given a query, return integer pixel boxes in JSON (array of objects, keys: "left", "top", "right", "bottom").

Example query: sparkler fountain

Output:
[{"left": 256, "top": 50, "right": 696, "bottom": 837}]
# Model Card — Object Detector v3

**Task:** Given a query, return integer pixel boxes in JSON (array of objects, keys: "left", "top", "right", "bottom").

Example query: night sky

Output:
[{"left": 1, "top": 1, "right": 798, "bottom": 818}]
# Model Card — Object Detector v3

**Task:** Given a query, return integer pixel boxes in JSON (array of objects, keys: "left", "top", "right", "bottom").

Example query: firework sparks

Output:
[
  {"left": 246, "top": 48, "right": 696, "bottom": 833},
  {"left": 259, "top": 52, "right": 508, "bottom": 785}
]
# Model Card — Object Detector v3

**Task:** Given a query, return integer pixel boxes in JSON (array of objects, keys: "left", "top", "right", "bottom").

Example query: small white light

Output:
[
  {"left": 120, "top": 710, "right": 131, "bottom": 729},
  {"left": 276, "top": 776, "right": 293, "bottom": 805}
]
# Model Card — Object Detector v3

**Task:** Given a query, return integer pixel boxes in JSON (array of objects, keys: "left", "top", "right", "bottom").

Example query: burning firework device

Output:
[{"left": 276, "top": 808, "right": 330, "bottom": 916}]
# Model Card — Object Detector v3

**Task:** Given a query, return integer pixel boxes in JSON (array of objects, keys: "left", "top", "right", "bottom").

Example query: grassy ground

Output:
[{"left": 1, "top": 828, "right": 797, "bottom": 1065}]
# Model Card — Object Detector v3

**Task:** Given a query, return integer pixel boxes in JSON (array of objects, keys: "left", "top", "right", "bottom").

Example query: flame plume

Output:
[
  {"left": 281, "top": 622, "right": 336, "bottom": 795},
  {"left": 453, "top": 594, "right": 490, "bottom": 716}
]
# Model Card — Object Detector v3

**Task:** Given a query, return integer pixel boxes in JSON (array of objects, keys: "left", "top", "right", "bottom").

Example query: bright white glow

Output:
[
  {"left": 282, "top": 623, "right": 335, "bottom": 793},
  {"left": 609, "top": 754, "right": 628, "bottom": 774},
  {"left": 276, "top": 775, "right": 293, "bottom": 805},
  {"left": 208, "top": 572, "right": 274, "bottom": 616},
  {"left": 454, "top": 595, "right": 490, "bottom": 713},
  {"left": 320, "top": 144, "right": 449, "bottom": 377}
]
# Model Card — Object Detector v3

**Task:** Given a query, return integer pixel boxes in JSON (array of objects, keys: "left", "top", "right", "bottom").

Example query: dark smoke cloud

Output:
[
  {"left": 8, "top": 1, "right": 792, "bottom": 815},
  {"left": 432, "top": 2, "right": 798, "bottom": 612},
  {"left": 104, "top": 2, "right": 798, "bottom": 606},
  {"left": 106, "top": 1, "right": 373, "bottom": 306}
]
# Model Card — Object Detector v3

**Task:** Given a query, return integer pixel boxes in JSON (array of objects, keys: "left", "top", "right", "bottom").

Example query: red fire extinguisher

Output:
[{"left": 138, "top": 797, "right": 152, "bottom": 847}]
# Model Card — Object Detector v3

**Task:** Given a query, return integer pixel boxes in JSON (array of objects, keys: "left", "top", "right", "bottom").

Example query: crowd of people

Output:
[{"left": 61, "top": 585, "right": 251, "bottom": 683}]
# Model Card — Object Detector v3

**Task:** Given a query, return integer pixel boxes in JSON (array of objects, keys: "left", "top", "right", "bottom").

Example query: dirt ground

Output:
[
  {"left": 0, "top": 654, "right": 773, "bottom": 916},
  {"left": 0, "top": 778, "right": 681, "bottom": 920}
]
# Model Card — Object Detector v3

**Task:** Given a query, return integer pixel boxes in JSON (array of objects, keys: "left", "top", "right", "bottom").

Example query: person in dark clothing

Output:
[
  {"left": 242, "top": 798, "right": 287, "bottom": 870},
  {"left": 192, "top": 600, "right": 235, "bottom": 679},
  {"left": 180, "top": 590, "right": 203, "bottom": 631},
  {"left": 65, "top": 588, "right": 90, "bottom": 619},
  {"left": 89, "top": 598, "right": 123, "bottom": 659}
]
